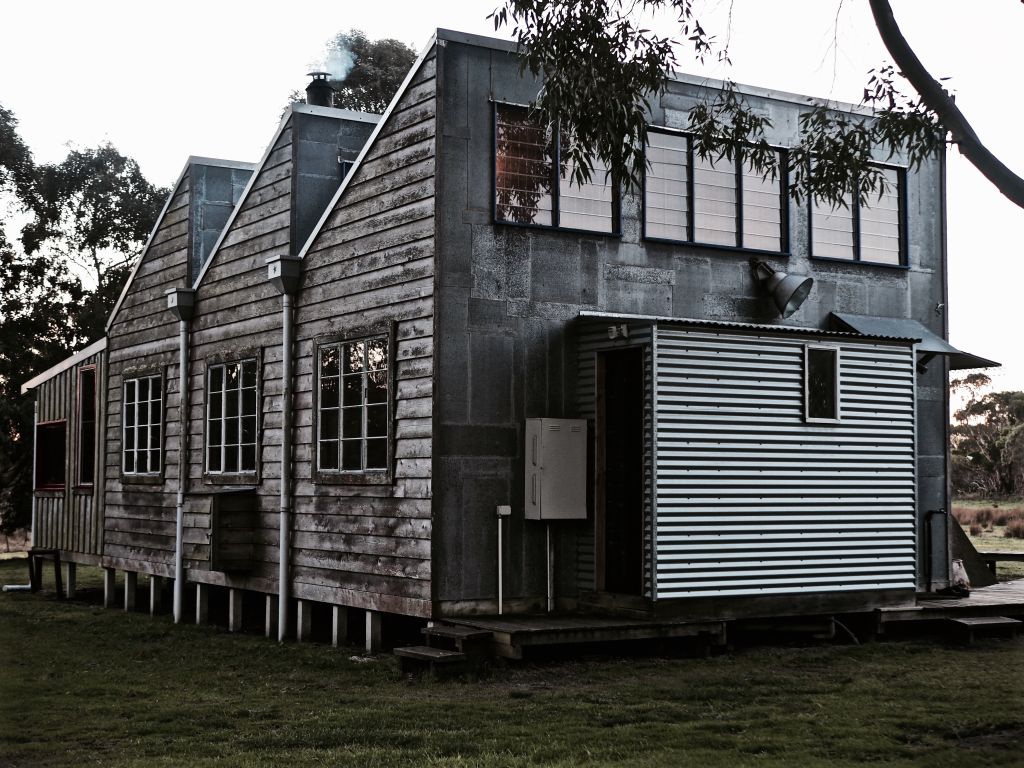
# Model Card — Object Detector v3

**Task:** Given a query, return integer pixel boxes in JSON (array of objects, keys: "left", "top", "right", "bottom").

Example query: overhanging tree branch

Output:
[{"left": 869, "top": 0, "right": 1024, "bottom": 208}]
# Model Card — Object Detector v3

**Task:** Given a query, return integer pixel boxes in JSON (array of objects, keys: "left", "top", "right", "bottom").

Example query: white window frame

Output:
[
  {"left": 316, "top": 335, "right": 391, "bottom": 476},
  {"left": 205, "top": 359, "right": 258, "bottom": 475},
  {"left": 122, "top": 374, "right": 163, "bottom": 475},
  {"left": 804, "top": 345, "right": 841, "bottom": 424}
]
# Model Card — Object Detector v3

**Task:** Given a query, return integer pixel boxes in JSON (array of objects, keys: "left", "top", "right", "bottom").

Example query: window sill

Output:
[
  {"left": 314, "top": 470, "right": 393, "bottom": 487},
  {"left": 204, "top": 473, "right": 259, "bottom": 486},
  {"left": 120, "top": 474, "right": 165, "bottom": 486},
  {"left": 494, "top": 219, "right": 622, "bottom": 239},
  {"left": 642, "top": 235, "right": 791, "bottom": 258},
  {"left": 810, "top": 255, "right": 908, "bottom": 270}
]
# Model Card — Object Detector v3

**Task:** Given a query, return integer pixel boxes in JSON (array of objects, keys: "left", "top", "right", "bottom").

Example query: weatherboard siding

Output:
[
  {"left": 184, "top": 121, "right": 294, "bottom": 583},
  {"left": 102, "top": 174, "right": 191, "bottom": 573},
  {"left": 291, "top": 51, "right": 437, "bottom": 617}
]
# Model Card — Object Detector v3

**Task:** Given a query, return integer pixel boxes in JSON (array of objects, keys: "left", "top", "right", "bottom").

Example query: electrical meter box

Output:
[{"left": 524, "top": 418, "right": 587, "bottom": 520}]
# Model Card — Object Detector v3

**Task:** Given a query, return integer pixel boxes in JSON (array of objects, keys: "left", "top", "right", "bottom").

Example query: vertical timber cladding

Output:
[
  {"left": 652, "top": 326, "right": 917, "bottom": 598},
  {"left": 291, "top": 51, "right": 436, "bottom": 617},
  {"left": 31, "top": 346, "right": 105, "bottom": 556}
]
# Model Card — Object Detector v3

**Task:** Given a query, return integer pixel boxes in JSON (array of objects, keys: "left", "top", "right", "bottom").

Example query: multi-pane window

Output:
[
  {"left": 494, "top": 103, "right": 616, "bottom": 233},
  {"left": 206, "top": 360, "right": 257, "bottom": 474},
  {"left": 77, "top": 367, "right": 96, "bottom": 485},
  {"left": 318, "top": 337, "right": 389, "bottom": 473},
  {"left": 805, "top": 346, "right": 840, "bottom": 422},
  {"left": 123, "top": 375, "right": 162, "bottom": 475},
  {"left": 644, "top": 130, "right": 787, "bottom": 252},
  {"left": 810, "top": 166, "right": 904, "bottom": 265}
]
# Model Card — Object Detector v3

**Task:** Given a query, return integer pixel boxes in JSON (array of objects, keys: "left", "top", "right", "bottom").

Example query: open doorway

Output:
[{"left": 595, "top": 347, "right": 645, "bottom": 596}]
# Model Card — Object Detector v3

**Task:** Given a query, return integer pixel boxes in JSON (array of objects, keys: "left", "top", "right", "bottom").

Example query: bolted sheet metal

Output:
[{"left": 652, "top": 327, "right": 916, "bottom": 599}]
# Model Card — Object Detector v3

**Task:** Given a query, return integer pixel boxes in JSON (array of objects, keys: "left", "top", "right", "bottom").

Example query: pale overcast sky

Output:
[{"left": 2, "top": 1, "right": 1021, "bottom": 391}]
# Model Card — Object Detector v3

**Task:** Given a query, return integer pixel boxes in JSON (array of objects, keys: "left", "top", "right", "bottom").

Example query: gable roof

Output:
[
  {"left": 295, "top": 34, "right": 438, "bottom": 261},
  {"left": 105, "top": 156, "right": 255, "bottom": 332},
  {"left": 192, "top": 104, "right": 380, "bottom": 293}
]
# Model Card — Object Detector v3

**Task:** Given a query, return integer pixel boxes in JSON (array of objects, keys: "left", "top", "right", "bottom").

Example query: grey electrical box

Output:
[{"left": 525, "top": 418, "right": 587, "bottom": 520}]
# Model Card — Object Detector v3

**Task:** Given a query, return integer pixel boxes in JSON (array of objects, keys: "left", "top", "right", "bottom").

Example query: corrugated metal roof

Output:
[
  {"left": 831, "top": 313, "right": 1000, "bottom": 370},
  {"left": 577, "top": 311, "right": 919, "bottom": 344}
]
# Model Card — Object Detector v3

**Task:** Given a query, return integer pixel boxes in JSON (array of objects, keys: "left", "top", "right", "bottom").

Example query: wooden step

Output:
[
  {"left": 422, "top": 624, "right": 493, "bottom": 652},
  {"left": 394, "top": 645, "right": 466, "bottom": 663},
  {"left": 947, "top": 616, "right": 1022, "bottom": 644},
  {"left": 423, "top": 624, "right": 492, "bottom": 642},
  {"left": 393, "top": 645, "right": 467, "bottom": 677}
]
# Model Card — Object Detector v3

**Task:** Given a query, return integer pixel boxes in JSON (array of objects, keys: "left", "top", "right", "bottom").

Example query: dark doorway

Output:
[{"left": 596, "top": 347, "right": 645, "bottom": 596}]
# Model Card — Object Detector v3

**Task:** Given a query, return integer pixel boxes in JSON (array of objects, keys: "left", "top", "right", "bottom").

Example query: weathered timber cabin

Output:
[{"left": 22, "top": 29, "right": 999, "bottom": 648}]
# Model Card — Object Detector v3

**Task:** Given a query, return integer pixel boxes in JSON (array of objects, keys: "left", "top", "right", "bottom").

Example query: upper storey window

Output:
[
  {"left": 494, "top": 103, "right": 617, "bottom": 234},
  {"left": 645, "top": 129, "right": 788, "bottom": 253},
  {"left": 810, "top": 165, "right": 904, "bottom": 266}
]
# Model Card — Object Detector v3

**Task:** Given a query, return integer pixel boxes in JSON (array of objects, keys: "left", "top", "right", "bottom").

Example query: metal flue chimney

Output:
[{"left": 305, "top": 72, "right": 334, "bottom": 107}]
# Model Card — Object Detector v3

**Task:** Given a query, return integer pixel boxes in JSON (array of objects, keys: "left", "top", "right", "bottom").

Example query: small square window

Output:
[{"left": 805, "top": 346, "right": 840, "bottom": 422}]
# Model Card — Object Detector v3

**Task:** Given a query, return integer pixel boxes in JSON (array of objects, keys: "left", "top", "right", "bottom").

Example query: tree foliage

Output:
[
  {"left": 322, "top": 30, "right": 417, "bottom": 114},
  {"left": 0, "top": 105, "right": 167, "bottom": 532},
  {"left": 950, "top": 374, "right": 1024, "bottom": 497},
  {"left": 490, "top": 0, "right": 1015, "bottom": 209}
]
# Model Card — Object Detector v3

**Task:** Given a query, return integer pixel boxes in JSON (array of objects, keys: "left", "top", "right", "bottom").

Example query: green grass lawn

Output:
[{"left": 1, "top": 561, "right": 1023, "bottom": 767}]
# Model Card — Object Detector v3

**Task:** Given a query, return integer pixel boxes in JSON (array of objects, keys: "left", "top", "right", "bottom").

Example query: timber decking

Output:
[{"left": 447, "top": 613, "right": 728, "bottom": 658}]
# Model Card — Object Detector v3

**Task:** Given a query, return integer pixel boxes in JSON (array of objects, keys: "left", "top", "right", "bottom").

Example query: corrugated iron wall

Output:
[{"left": 652, "top": 327, "right": 916, "bottom": 598}]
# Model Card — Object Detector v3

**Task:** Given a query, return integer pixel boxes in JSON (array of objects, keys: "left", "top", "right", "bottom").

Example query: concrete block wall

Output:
[{"left": 432, "top": 32, "right": 950, "bottom": 610}]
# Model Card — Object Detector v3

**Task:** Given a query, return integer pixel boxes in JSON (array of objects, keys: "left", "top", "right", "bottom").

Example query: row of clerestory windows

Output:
[{"left": 493, "top": 103, "right": 906, "bottom": 267}]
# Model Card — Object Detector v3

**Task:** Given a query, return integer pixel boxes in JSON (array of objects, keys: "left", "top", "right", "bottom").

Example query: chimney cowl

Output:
[{"left": 305, "top": 71, "right": 334, "bottom": 108}]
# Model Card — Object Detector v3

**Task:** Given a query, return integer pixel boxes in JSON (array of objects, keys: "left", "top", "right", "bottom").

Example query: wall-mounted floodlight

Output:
[{"left": 752, "top": 260, "right": 813, "bottom": 319}]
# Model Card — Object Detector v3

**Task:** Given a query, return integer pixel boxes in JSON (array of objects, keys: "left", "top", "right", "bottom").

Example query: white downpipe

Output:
[
  {"left": 173, "top": 318, "right": 189, "bottom": 623},
  {"left": 30, "top": 402, "right": 38, "bottom": 549},
  {"left": 278, "top": 293, "right": 293, "bottom": 642}
]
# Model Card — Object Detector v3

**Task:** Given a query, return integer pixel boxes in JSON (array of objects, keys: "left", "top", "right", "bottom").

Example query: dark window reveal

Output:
[
  {"left": 494, "top": 103, "right": 616, "bottom": 233},
  {"left": 123, "top": 375, "right": 162, "bottom": 475},
  {"left": 206, "top": 360, "right": 258, "bottom": 474},
  {"left": 806, "top": 347, "right": 840, "bottom": 422},
  {"left": 77, "top": 367, "right": 96, "bottom": 485},
  {"left": 318, "top": 337, "right": 389, "bottom": 473},
  {"left": 35, "top": 421, "right": 66, "bottom": 489}
]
